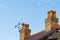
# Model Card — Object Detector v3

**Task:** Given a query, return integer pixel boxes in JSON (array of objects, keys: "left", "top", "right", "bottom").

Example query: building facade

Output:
[{"left": 19, "top": 10, "right": 60, "bottom": 40}]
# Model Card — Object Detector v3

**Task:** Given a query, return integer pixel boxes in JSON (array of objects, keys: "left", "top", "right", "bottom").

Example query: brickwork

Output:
[
  {"left": 45, "top": 10, "right": 58, "bottom": 31},
  {"left": 19, "top": 23, "right": 31, "bottom": 40},
  {"left": 58, "top": 29, "right": 60, "bottom": 40}
]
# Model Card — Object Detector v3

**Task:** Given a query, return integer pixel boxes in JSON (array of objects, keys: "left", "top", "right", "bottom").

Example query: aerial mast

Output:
[{"left": 15, "top": 18, "right": 23, "bottom": 30}]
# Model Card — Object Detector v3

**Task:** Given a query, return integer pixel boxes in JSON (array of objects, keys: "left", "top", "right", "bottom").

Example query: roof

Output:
[
  {"left": 30, "top": 30, "right": 45, "bottom": 37},
  {"left": 52, "top": 25, "right": 60, "bottom": 29},
  {"left": 25, "top": 25, "right": 60, "bottom": 40},
  {"left": 48, "top": 30, "right": 57, "bottom": 39}
]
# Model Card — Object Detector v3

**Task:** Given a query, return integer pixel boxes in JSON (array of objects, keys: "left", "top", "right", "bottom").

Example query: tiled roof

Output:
[
  {"left": 48, "top": 30, "right": 57, "bottom": 39},
  {"left": 26, "top": 25, "right": 60, "bottom": 40},
  {"left": 52, "top": 25, "right": 60, "bottom": 29},
  {"left": 30, "top": 30, "right": 45, "bottom": 37},
  {"left": 29, "top": 30, "right": 57, "bottom": 40}
]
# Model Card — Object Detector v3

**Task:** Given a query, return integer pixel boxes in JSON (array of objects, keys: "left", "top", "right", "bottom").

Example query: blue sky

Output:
[{"left": 0, "top": 0, "right": 60, "bottom": 40}]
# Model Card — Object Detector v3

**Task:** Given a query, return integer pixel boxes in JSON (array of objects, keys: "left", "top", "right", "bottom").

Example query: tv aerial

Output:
[{"left": 15, "top": 18, "right": 23, "bottom": 30}]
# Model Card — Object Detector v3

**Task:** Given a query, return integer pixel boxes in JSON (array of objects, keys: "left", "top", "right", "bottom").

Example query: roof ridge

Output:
[{"left": 30, "top": 30, "right": 45, "bottom": 37}]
